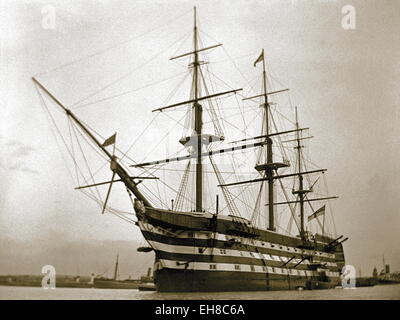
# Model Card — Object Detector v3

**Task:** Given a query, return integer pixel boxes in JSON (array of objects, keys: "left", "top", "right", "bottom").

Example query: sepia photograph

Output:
[{"left": 1, "top": 0, "right": 399, "bottom": 305}]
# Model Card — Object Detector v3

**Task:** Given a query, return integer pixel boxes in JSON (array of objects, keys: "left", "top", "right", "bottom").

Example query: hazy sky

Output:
[{"left": 1, "top": 0, "right": 399, "bottom": 276}]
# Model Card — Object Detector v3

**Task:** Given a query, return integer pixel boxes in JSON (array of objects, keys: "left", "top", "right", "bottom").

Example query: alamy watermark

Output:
[
  {"left": 341, "top": 5, "right": 356, "bottom": 30},
  {"left": 41, "top": 265, "right": 56, "bottom": 289},
  {"left": 341, "top": 264, "right": 357, "bottom": 289},
  {"left": 41, "top": 5, "right": 56, "bottom": 30}
]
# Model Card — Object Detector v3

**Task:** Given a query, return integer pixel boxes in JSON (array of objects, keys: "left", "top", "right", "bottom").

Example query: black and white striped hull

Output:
[{"left": 136, "top": 211, "right": 345, "bottom": 292}]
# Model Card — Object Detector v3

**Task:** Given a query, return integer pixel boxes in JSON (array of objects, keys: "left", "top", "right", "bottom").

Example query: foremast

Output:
[
  {"left": 134, "top": 7, "right": 242, "bottom": 212},
  {"left": 193, "top": 7, "right": 203, "bottom": 212}
]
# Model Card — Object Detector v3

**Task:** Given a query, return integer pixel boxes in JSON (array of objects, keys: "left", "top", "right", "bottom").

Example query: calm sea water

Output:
[{"left": 0, "top": 284, "right": 399, "bottom": 300}]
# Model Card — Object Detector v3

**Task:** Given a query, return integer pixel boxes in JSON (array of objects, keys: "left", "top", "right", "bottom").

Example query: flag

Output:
[
  {"left": 253, "top": 50, "right": 264, "bottom": 67},
  {"left": 102, "top": 133, "right": 116, "bottom": 147},
  {"left": 308, "top": 205, "right": 325, "bottom": 222}
]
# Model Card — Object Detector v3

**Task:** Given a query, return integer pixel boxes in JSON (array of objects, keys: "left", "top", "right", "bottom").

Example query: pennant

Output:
[
  {"left": 253, "top": 50, "right": 264, "bottom": 67},
  {"left": 308, "top": 205, "right": 325, "bottom": 222},
  {"left": 102, "top": 133, "right": 116, "bottom": 147}
]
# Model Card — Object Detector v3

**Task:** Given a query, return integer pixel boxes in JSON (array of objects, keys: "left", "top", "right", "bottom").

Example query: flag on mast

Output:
[
  {"left": 253, "top": 50, "right": 264, "bottom": 67},
  {"left": 308, "top": 205, "right": 325, "bottom": 222},
  {"left": 102, "top": 133, "right": 116, "bottom": 147}
]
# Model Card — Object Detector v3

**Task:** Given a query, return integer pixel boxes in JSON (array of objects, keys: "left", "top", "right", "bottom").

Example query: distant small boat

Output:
[
  {"left": 93, "top": 254, "right": 140, "bottom": 289},
  {"left": 376, "top": 257, "right": 400, "bottom": 285}
]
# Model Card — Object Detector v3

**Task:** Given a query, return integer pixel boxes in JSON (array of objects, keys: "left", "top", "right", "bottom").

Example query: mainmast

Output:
[
  {"left": 263, "top": 50, "right": 275, "bottom": 231},
  {"left": 218, "top": 53, "right": 339, "bottom": 238},
  {"left": 255, "top": 49, "right": 277, "bottom": 231},
  {"left": 193, "top": 7, "right": 203, "bottom": 212}
]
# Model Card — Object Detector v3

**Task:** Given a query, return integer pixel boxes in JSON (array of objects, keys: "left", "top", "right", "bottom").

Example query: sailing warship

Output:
[{"left": 33, "top": 8, "right": 347, "bottom": 292}]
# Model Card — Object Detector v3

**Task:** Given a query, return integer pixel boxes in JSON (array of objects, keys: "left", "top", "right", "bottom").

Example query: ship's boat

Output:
[{"left": 33, "top": 7, "right": 347, "bottom": 292}]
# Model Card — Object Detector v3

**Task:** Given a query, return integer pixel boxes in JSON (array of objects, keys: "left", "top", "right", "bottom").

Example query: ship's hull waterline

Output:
[{"left": 135, "top": 207, "right": 345, "bottom": 292}]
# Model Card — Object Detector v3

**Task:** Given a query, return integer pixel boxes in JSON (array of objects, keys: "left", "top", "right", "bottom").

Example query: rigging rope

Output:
[
  {"left": 73, "top": 71, "right": 189, "bottom": 110},
  {"left": 209, "top": 156, "right": 240, "bottom": 217},
  {"left": 36, "top": 83, "right": 137, "bottom": 223},
  {"left": 69, "top": 32, "right": 193, "bottom": 108},
  {"left": 34, "top": 8, "right": 193, "bottom": 77},
  {"left": 174, "top": 161, "right": 192, "bottom": 211}
]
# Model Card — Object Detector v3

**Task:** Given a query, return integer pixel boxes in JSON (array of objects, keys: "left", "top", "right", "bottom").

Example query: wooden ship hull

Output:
[{"left": 136, "top": 207, "right": 345, "bottom": 292}]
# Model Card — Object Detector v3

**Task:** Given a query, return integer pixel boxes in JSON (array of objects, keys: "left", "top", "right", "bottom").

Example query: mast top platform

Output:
[{"left": 255, "top": 161, "right": 290, "bottom": 172}]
